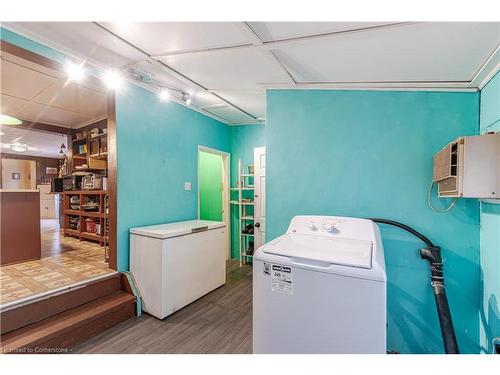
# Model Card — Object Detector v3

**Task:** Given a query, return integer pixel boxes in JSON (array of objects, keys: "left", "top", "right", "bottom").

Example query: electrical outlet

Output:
[{"left": 184, "top": 182, "right": 192, "bottom": 191}]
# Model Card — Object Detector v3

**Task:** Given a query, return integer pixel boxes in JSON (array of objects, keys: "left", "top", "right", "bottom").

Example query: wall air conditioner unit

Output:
[{"left": 433, "top": 133, "right": 499, "bottom": 198}]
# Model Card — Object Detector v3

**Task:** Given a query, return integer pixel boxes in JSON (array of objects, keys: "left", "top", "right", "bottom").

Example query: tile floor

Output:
[{"left": 1, "top": 233, "right": 113, "bottom": 305}]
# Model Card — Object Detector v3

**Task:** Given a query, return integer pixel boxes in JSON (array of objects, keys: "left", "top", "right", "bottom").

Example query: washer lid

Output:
[{"left": 262, "top": 233, "right": 373, "bottom": 269}]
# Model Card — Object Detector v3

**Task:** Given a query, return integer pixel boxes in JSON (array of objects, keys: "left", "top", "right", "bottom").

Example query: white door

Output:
[{"left": 254, "top": 147, "right": 266, "bottom": 250}]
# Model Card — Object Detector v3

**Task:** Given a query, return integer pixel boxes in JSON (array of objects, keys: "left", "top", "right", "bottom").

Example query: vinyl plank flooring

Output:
[{"left": 71, "top": 260, "right": 253, "bottom": 354}]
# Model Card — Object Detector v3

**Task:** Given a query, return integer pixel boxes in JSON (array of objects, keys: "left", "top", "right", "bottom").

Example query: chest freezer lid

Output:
[
  {"left": 130, "top": 220, "right": 226, "bottom": 239},
  {"left": 262, "top": 233, "right": 373, "bottom": 269}
]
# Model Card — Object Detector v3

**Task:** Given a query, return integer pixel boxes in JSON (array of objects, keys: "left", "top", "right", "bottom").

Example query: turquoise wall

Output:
[
  {"left": 479, "top": 71, "right": 500, "bottom": 354},
  {"left": 0, "top": 27, "right": 65, "bottom": 63},
  {"left": 229, "top": 125, "right": 266, "bottom": 258},
  {"left": 115, "top": 84, "right": 231, "bottom": 271},
  {"left": 266, "top": 89, "right": 480, "bottom": 354}
]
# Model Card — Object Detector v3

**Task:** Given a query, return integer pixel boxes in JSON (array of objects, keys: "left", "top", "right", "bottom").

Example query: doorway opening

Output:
[
  {"left": 198, "top": 146, "right": 230, "bottom": 259},
  {"left": 0, "top": 42, "right": 117, "bottom": 308}
]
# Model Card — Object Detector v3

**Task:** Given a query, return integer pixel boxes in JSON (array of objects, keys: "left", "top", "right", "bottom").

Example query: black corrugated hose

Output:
[{"left": 368, "top": 218, "right": 460, "bottom": 354}]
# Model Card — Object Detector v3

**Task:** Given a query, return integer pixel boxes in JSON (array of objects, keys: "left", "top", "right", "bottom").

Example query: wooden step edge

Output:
[
  {"left": 1, "top": 292, "right": 135, "bottom": 352},
  {"left": 1, "top": 273, "right": 122, "bottom": 335}
]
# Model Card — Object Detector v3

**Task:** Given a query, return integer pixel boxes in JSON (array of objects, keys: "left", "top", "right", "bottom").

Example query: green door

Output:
[{"left": 199, "top": 151, "right": 223, "bottom": 221}]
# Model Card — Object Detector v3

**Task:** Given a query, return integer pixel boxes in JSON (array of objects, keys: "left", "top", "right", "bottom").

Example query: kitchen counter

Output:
[
  {"left": 0, "top": 189, "right": 40, "bottom": 192},
  {"left": 0, "top": 190, "right": 41, "bottom": 265}
]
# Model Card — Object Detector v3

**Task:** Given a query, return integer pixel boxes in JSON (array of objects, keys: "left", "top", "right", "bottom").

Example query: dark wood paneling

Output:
[
  {"left": 107, "top": 93, "right": 117, "bottom": 271},
  {"left": 0, "top": 191, "right": 41, "bottom": 265},
  {"left": 2, "top": 121, "right": 72, "bottom": 136},
  {"left": 0, "top": 274, "right": 121, "bottom": 335},
  {"left": 1, "top": 291, "right": 135, "bottom": 353},
  {"left": 72, "top": 118, "right": 107, "bottom": 134},
  {"left": 0, "top": 40, "right": 64, "bottom": 72},
  {"left": 120, "top": 274, "right": 134, "bottom": 296},
  {"left": 40, "top": 298, "right": 135, "bottom": 352}
]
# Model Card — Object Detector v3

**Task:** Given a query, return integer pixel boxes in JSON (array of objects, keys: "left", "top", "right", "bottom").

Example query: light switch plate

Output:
[{"left": 184, "top": 182, "right": 192, "bottom": 191}]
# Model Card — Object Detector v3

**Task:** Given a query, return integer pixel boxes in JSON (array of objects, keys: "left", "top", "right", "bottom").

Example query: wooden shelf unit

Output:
[
  {"left": 71, "top": 131, "right": 108, "bottom": 173},
  {"left": 62, "top": 190, "right": 108, "bottom": 247},
  {"left": 231, "top": 159, "right": 255, "bottom": 266}
]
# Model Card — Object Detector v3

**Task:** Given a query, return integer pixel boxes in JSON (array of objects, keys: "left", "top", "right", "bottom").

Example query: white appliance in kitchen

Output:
[
  {"left": 130, "top": 220, "right": 227, "bottom": 319},
  {"left": 37, "top": 184, "right": 58, "bottom": 219},
  {"left": 253, "top": 215, "right": 386, "bottom": 354}
]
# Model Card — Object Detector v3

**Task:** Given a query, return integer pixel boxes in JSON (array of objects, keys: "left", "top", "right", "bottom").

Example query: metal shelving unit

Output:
[{"left": 230, "top": 159, "right": 255, "bottom": 266}]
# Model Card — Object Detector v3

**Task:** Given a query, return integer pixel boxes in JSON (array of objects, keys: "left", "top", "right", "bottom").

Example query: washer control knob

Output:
[
  {"left": 322, "top": 222, "right": 335, "bottom": 232},
  {"left": 309, "top": 223, "right": 318, "bottom": 231}
]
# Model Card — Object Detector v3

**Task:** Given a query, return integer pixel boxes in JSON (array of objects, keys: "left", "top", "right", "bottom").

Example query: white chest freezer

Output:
[
  {"left": 253, "top": 215, "right": 386, "bottom": 354},
  {"left": 130, "top": 220, "right": 227, "bottom": 319}
]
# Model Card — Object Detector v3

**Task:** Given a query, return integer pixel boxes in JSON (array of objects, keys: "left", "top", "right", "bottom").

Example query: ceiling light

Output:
[
  {"left": 0, "top": 114, "right": 22, "bottom": 125},
  {"left": 159, "top": 89, "right": 171, "bottom": 102},
  {"left": 9, "top": 143, "right": 28, "bottom": 152},
  {"left": 65, "top": 61, "right": 85, "bottom": 82},
  {"left": 103, "top": 70, "right": 123, "bottom": 90}
]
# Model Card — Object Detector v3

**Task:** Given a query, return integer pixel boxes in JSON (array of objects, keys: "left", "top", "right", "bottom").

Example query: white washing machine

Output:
[{"left": 253, "top": 215, "right": 386, "bottom": 354}]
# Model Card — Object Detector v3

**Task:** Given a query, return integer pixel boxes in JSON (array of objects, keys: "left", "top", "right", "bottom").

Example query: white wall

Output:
[{"left": 1, "top": 158, "right": 36, "bottom": 189}]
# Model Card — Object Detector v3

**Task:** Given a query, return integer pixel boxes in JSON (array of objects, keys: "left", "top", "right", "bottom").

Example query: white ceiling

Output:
[
  {"left": 1, "top": 126, "right": 66, "bottom": 158},
  {"left": 2, "top": 22, "right": 499, "bottom": 125},
  {"left": 0, "top": 51, "right": 108, "bottom": 128}
]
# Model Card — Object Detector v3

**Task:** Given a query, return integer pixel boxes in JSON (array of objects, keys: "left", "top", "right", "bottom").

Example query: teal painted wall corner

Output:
[
  {"left": 266, "top": 89, "right": 480, "bottom": 353},
  {"left": 478, "top": 70, "right": 500, "bottom": 354},
  {"left": 229, "top": 124, "right": 266, "bottom": 259},
  {"left": 115, "top": 83, "right": 231, "bottom": 271}
]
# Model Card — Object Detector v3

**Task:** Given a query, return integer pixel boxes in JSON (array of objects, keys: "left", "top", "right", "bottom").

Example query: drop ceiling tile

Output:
[
  {"left": 248, "top": 22, "right": 390, "bottom": 42},
  {"left": 204, "top": 105, "right": 257, "bottom": 124},
  {"left": 1, "top": 58, "right": 57, "bottom": 100},
  {"left": 11, "top": 101, "right": 92, "bottom": 127},
  {"left": 101, "top": 22, "right": 253, "bottom": 55},
  {"left": 3, "top": 22, "right": 144, "bottom": 68},
  {"left": 33, "top": 80, "right": 107, "bottom": 118},
  {"left": 212, "top": 90, "right": 266, "bottom": 120},
  {"left": 1, "top": 51, "right": 63, "bottom": 79},
  {"left": 191, "top": 91, "right": 226, "bottom": 110},
  {"left": 1, "top": 94, "right": 30, "bottom": 116},
  {"left": 275, "top": 22, "right": 500, "bottom": 83},
  {"left": 161, "top": 49, "right": 291, "bottom": 90}
]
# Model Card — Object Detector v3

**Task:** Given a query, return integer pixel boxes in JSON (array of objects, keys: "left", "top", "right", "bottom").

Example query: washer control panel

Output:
[
  {"left": 286, "top": 215, "right": 376, "bottom": 242},
  {"left": 289, "top": 216, "right": 348, "bottom": 235}
]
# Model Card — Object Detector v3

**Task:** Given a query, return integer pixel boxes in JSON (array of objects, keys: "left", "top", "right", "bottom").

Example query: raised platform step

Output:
[
  {"left": 1, "top": 273, "right": 122, "bottom": 335},
  {"left": 1, "top": 291, "right": 135, "bottom": 353}
]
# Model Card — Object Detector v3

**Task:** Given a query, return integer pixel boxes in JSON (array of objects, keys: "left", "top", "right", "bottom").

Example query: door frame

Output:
[
  {"left": 197, "top": 145, "right": 231, "bottom": 260},
  {"left": 253, "top": 146, "right": 266, "bottom": 250}
]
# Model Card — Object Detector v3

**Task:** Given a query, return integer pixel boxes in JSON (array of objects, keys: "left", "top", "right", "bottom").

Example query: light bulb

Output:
[
  {"left": 103, "top": 70, "right": 122, "bottom": 90},
  {"left": 159, "top": 89, "right": 171, "bottom": 102},
  {"left": 10, "top": 143, "right": 27, "bottom": 152},
  {"left": 65, "top": 61, "right": 85, "bottom": 82}
]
